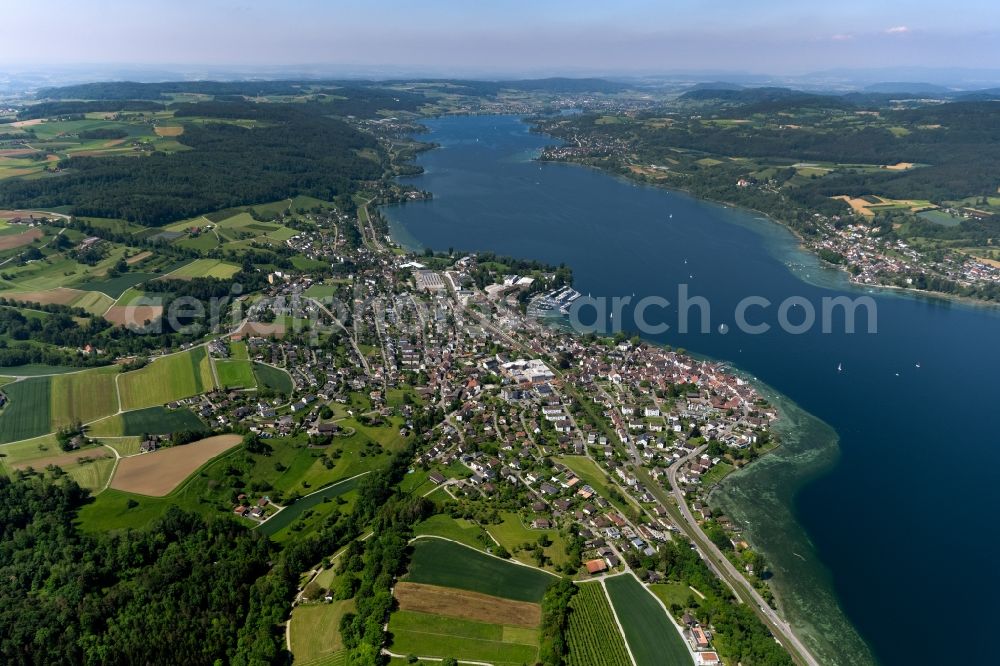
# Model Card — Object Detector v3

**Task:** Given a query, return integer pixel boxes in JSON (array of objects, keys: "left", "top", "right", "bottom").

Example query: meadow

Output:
[
  {"left": 565, "top": 582, "right": 632, "bottom": 666},
  {"left": 604, "top": 574, "right": 692, "bottom": 666},
  {"left": 289, "top": 601, "right": 354, "bottom": 666},
  {"left": 387, "top": 610, "right": 539, "bottom": 666},
  {"left": 118, "top": 346, "right": 215, "bottom": 410},
  {"left": 404, "top": 537, "right": 555, "bottom": 602}
]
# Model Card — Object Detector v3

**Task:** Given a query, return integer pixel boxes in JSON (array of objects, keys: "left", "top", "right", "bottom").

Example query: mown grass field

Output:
[
  {"left": 405, "top": 538, "right": 555, "bottom": 602},
  {"left": 566, "top": 582, "right": 632, "bottom": 666},
  {"left": 215, "top": 359, "right": 257, "bottom": 389},
  {"left": 229, "top": 340, "right": 250, "bottom": 360},
  {"left": 290, "top": 601, "right": 355, "bottom": 666},
  {"left": 388, "top": 610, "right": 539, "bottom": 666},
  {"left": 0, "top": 377, "right": 52, "bottom": 443},
  {"left": 49, "top": 366, "right": 119, "bottom": 429},
  {"left": 118, "top": 347, "right": 215, "bottom": 410},
  {"left": 604, "top": 574, "right": 692, "bottom": 666}
]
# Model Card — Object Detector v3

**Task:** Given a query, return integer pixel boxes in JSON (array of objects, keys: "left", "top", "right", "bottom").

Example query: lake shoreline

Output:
[{"left": 382, "top": 118, "right": 876, "bottom": 665}]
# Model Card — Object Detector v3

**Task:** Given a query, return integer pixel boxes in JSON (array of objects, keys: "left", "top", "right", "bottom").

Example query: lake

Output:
[{"left": 383, "top": 114, "right": 1000, "bottom": 666}]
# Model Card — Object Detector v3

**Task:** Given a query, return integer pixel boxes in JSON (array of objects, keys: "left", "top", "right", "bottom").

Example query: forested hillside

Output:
[{"left": 0, "top": 101, "right": 382, "bottom": 225}]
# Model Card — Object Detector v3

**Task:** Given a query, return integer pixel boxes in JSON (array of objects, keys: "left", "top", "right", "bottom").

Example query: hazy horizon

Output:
[{"left": 2, "top": 0, "right": 999, "bottom": 78}]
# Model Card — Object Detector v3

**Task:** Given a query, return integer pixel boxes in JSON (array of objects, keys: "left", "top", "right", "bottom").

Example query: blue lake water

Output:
[{"left": 383, "top": 114, "right": 1000, "bottom": 666}]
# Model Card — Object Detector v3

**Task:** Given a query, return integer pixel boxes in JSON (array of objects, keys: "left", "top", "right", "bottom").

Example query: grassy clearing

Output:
[
  {"left": 62, "top": 456, "right": 116, "bottom": 491},
  {"left": 388, "top": 609, "right": 539, "bottom": 666},
  {"left": 405, "top": 538, "right": 555, "bottom": 602},
  {"left": 650, "top": 582, "right": 695, "bottom": 609},
  {"left": 605, "top": 575, "right": 692, "bottom": 666},
  {"left": 566, "top": 582, "right": 632, "bottom": 666},
  {"left": 413, "top": 514, "right": 491, "bottom": 551},
  {"left": 118, "top": 347, "right": 215, "bottom": 410},
  {"left": 215, "top": 359, "right": 257, "bottom": 389},
  {"left": 290, "top": 600, "right": 355, "bottom": 664},
  {"left": 0, "top": 377, "right": 52, "bottom": 443}
]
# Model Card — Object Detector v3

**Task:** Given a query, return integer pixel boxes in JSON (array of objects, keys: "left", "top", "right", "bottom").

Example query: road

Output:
[{"left": 663, "top": 447, "right": 821, "bottom": 666}]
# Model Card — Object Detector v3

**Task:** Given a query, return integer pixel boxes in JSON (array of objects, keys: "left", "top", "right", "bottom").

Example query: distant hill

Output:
[
  {"left": 863, "top": 82, "right": 953, "bottom": 95},
  {"left": 497, "top": 77, "right": 632, "bottom": 94},
  {"left": 36, "top": 77, "right": 632, "bottom": 102},
  {"left": 955, "top": 88, "right": 1000, "bottom": 101},
  {"left": 679, "top": 86, "right": 805, "bottom": 102},
  {"left": 684, "top": 81, "right": 745, "bottom": 92}
]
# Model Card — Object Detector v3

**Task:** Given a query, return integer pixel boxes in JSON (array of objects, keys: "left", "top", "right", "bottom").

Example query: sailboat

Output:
[{"left": 837, "top": 362, "right": 843, "bottom": 373}]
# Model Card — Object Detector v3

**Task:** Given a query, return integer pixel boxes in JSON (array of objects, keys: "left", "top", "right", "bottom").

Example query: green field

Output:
[
  {"left": 604, "top": 574, "right": 692, "bottom": 666},
  {"left": 566, "top": 582, "right": 632, "bottom": 666},
  {"left": 49, "top": 366, "right": 119, "bottom": 429},
  {"left": 290, "top": 600, "right": 355, "bottom": 665},
  {"left": 229, "top": 340, "right": 250, "bottom": 360},
  {"left": 0, "top": 377, "right": 52, "bottom": 443},
  {"left": 87, "top": 406, "right": 206, "bottom": 437},
  {"left": 405, "top": 538, "right": 555, "bottom": 602},
  {"left": 118, "top": 347, "right": 215, "bottom": 410},
  {"left": 388, "top": 610, "right": 539, "bottom": 665},
  {"left": 253, "top": 362, "right": 293, "bottom": 394},
  {"left": 161, "top": 258, "right": 241, "bottom": 280},
  {"left": 215, "top": 359, "right": 257, "bottom": 389},
  {"left": 75, "top": 272, "right": 161, "bottom": 298}
]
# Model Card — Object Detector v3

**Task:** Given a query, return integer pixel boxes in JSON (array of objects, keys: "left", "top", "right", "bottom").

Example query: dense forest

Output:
[
  {"left": 0, "top": 475, "right": 277, "bottom": 665},
  {"left": 0, "top": 101, "right": 382, "bottom": 225}
]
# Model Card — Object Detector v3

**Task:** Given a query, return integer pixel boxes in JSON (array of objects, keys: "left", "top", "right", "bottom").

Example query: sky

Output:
[{"left": 2, "top": 0, "right": 999, "bottom": 76}]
